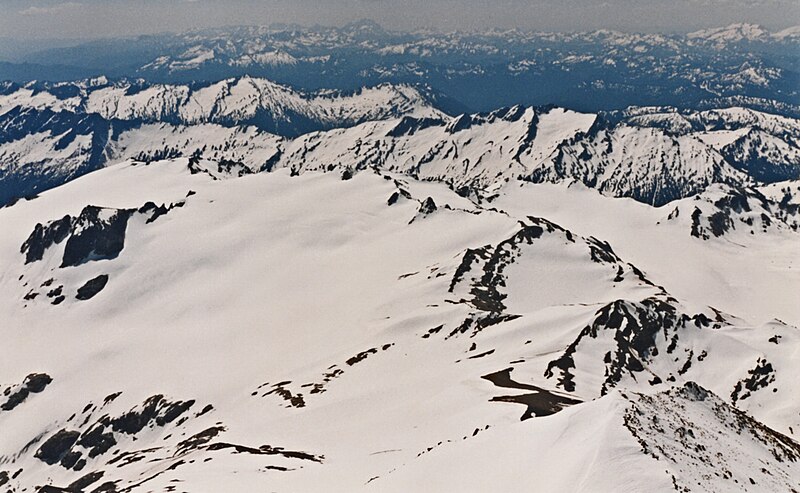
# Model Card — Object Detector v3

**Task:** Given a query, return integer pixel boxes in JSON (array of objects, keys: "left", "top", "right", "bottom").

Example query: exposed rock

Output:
[
  {"left": 111, "top": 395, "right": 194, "bottom": 435},
  {"left": 20, "top": 215, "right": 71, "bottom": 264},
  {"left": 176, "top": 426, "right": 226, "bottom": 453},
  {"left": 418, "top": 197, "right": 437, "bottom": 215},
  {"left": 1, "top": 373, "right": 52, "bottom": 411},
  {"left": 34, "top": 430, "right": 80, "bottom": 465},
  {"left": 61, "top": 207, "right": 133, "bottom": 267},
  {"left": 544, "top": 297, "right": 714, "bottom": 394},
  {"left": 77, "top": 424, "right": 117, "bottom": 458},
  {"left": 24, "top": 373, "right": 53, "bottom": 393},
  {"left": 731, "top": 358, "right": 776, "bottom": 404},
  {"left": 483, "top": 367, "right": 581, "bottom": 420},
  {"left": 623, "top": 383, "right": 800, "bottom": 492},
  {"left": 68, "top": 471, "right": 105, "bottom": 491},
  {"left": 76, "top": 275, "right": 110, "bottom": 301}
]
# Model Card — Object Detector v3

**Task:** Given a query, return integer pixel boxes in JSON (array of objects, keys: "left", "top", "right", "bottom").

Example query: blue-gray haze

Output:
[{"left": 0, "top": 0, "right": 797, "bottom": 42}]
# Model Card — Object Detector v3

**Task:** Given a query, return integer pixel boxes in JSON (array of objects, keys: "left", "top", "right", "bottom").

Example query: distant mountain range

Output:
[
  {"left": 1, "top": 21, "right": 799, "bottom": 493},
  {"left": 2, "top": 76, "right": 798, "bottom": 207},
  {"left": 1, "top": 21, "right": 798, "bottom": 115}
]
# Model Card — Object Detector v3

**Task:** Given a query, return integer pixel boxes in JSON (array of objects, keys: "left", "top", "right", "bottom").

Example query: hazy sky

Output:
[{"left": 0, "top": 0, "right": 798, "bottom": 40}]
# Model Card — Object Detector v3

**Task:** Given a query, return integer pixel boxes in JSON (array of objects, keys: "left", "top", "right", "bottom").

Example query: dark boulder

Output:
[
  {"left": 1, "top": 387, "right": 29, "bottom": 411},
  {"left": 76, "top": 275, "right": 110, "bottom": 301},
  {"left": 419, "top": 197, "right": 437, "bottom": 215},
  {"left": 25, "top": 373, "right": 52, "bottom": 393},
  {"left": 1, "top": 373, "right": 52, "bottom": 411},
  {"left": 34, "top": 429, "right": 80, "bottom": 465}
]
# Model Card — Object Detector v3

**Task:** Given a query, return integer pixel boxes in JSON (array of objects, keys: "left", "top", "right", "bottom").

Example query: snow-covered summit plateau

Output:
[{"left": 0, "top": 151, "right": 797, "bottom": 491}]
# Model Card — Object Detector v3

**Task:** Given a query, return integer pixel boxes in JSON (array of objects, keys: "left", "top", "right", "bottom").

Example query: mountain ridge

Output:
[
  {"left": 2, "top": 79, "right": 800, "bottom": 207},
  {"left": 3, "top": 21, "right": 798, "bottom": 115}
]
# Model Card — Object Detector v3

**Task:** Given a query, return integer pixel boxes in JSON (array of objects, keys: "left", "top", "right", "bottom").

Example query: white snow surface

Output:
[{"left": 0, "top": 158, "right": 798, "bottom": 492}]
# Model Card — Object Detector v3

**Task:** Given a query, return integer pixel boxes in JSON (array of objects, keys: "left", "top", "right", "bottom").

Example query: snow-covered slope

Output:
[
  {"left": 112, "top": 123, "right": 284, "bottom": 173},
  {"left": 0, "top": 108, "right": 122, "bottom": 207},
  {"left": 381, "top": 382, "right": 800, "bottom": 493},
  {"left": 662, "top": 182, "right": 800, "bottom": 240},
  {"left": 0, "top": 158, "right": 797, "bottom": 491},
  {"left": 493, "top": 180, "right": 800, "bottom": 327}
]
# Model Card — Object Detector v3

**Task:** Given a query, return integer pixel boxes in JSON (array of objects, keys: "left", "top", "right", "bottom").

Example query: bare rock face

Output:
[
  {"left": 21, "top": 200, "right": 186, "bottom": 270},
  {"left": 76, "top": 275, "right": 110, "bottom": 301},
  {"left": 1, "top": 373, "right": 53, "bottom": 411},
  {"left": 20, "top": 206, "right": 132, "bottom": 268},
  {"left": 35, "top": 430, "right": 80, "bottom": 466},
  {"left": 20, "top": 215, "right": 72, "bottom": 264},
  {"left": 61, "top": 207, "right": 134, "bottom": 268}
]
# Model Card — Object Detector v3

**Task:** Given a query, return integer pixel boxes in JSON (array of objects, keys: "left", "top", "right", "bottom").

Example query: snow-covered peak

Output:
[
  {"left": 0, "top": 77, "right": 446, "bottom": 137},
  {"left": 773, "top": 25, "right": 800, "bottom": 41},
  {"left": 688, "top": 23, "right": 771, "bottom": 44}
]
